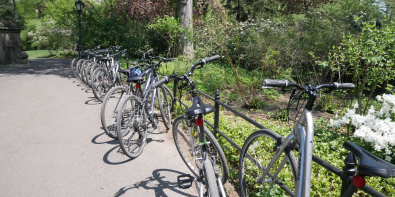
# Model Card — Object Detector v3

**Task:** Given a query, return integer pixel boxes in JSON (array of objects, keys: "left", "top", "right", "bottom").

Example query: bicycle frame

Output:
[{"left": 256, "top": 108, "right": 314, "bottom": 197}]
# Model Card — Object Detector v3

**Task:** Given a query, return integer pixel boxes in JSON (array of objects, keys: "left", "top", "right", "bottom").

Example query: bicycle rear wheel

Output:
[
  {"left": 101, "top": 86, "right": 128, "bottom": 139},
  {"left": 116, "top": 95, "right": 147, "bottom": 159},
  {"left": 172, "top": 115, "right": 228, "bottom": 184},
  {"left": 239, "top": 129, "right": 298, "bottom": 197},
  {"left": 203, "top": 159, "right": 220, "bottom": 197}
]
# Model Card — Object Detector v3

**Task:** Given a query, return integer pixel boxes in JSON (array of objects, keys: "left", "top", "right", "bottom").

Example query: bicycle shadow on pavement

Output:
[
  {"left": 102, "top": 137, "right": 165, "bottom": 165},
  {"left": 103, "top": 145, "right": 133, "bottom": 165},
  {"left": 114, "top": 169, "right": 198, "bottom": 197},
  {"left": 85, "top": 98, "right": 101, "bottom": 105},
  {"left": 91, "top": 132, "right": 118, "bottom": 145}
]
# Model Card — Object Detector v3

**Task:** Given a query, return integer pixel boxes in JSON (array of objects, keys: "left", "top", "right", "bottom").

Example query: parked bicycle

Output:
[
  {"left": 115, "top": 57, "right": 176, "bottom": 158},
  {"left": 91, "top": 48, "right": 127, "bottom": 102},
  {"left": 100, "top": 50, "right": 173, "bottom": 139},
  {"left": 238, "top": 80, "right": 395, "bottom": 197},
  {"left": 151, "top": 55, "right": 229, "bottom": 197}
]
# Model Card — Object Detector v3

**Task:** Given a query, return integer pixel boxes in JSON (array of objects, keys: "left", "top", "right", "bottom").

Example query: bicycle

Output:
[
  {"left": 100, "top": 50, "right": 174, "bottom": 139},
  {"left": 151, "top": 55, "right": 229, "bottom": 197},
  {"left": 238, "top": 79, "right": 395, "bottom": 197},
  {"left": 115, "top": 57, "right": 176, "bottom": 158},
  {"left": 91, "top": 48, "right": 127, "bottom": 102}
]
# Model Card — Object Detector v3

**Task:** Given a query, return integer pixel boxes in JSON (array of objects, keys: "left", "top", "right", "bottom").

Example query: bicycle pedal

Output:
[{"left": 177, "top": 174, "right": 194, "bottom": 189}]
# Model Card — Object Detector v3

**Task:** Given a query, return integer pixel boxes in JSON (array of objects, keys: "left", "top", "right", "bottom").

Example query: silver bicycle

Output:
[{"left": 238, "top": 79, "right": 395, "bottom": 197}]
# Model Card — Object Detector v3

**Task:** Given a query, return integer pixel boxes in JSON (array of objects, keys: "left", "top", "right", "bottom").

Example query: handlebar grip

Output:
[
  {"left": 202, "top": 55, "right": 220, "bottom": 64},
  {"left": 332, "top": 82, "right": 355, "bottom": 90},
  {"left": 152, "top": 77, "right": 168, "bottom": 89},
  {"left": 147, "top": 49, "right": 153, "bottom": 53},
  {"left": 263, "top": 79, "right": 288, "bottom": 88}
]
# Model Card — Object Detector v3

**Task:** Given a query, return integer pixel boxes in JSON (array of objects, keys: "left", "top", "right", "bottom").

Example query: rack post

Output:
[{"left": 214, "top": 89, "right": 220, "bottom": 138}]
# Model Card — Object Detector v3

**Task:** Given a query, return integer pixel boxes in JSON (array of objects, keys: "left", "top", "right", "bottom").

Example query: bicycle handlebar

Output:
[{"left": 263, "top": 79, "right": 355, "bottom": 91}]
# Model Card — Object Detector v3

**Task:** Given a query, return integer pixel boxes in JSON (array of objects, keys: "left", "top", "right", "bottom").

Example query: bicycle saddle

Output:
[
  {"left": 185, "top": 96, "right": 215, "bottom": 117},
  {"left": 98, "top": 57, "right": 111, "bottom": 61},
  {"left": 343, "top": 141, "right": 395, "bottom": 178},
  {"left": 118, "top": 67, "right": 135, "bottom": 74}
]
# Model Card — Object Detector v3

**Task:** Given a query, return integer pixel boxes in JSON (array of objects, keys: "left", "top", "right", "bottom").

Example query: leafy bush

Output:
[{"left": 316, "top": 95, "right": 338, "bottom": 114}]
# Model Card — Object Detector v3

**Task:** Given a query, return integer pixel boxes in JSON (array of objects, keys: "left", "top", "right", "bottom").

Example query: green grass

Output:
[
  {"left": 25, "top": 50, "right": 52, "bottom": 58},
  {"left": 25, "top": 50, "right": 77, "bottom": 58}
]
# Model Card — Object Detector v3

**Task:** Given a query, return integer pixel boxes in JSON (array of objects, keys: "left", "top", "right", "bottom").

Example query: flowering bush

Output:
[
  {"left": 331, "top": 94, "right": 395, "bottom": 162},
  {"left": 27, "top": 18, "right": 73, "bottom": 50}
]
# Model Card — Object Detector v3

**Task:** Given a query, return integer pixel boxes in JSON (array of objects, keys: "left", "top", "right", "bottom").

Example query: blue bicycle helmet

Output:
[{"left": 129, "top": 68, "right": 142, "bottom": 78}]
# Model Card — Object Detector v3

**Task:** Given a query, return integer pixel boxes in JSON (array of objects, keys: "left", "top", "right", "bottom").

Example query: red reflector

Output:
[
  {"left": 195, "top": 118, "right": 203, "bottom": 126},
  {"left": 352, "top": 175, "right": 366, "bottom": 188},
  {"left": 135, "top": 84, "right": 140, "bottom": 88}
]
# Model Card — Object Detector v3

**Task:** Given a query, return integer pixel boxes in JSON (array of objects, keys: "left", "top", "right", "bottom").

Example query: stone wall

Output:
[{"left": 0, "top": 18, "right": 28, "bottom": 65}]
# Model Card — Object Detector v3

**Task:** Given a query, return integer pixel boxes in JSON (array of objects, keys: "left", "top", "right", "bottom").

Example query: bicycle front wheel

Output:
[
  {"left": 71, "top": 58, "right": 78, "bottom": 78},
  {"left": 157, "top": 86, "right": 172, "bottom": 130},
  {"left": 101, "top": 86, "right": 128, "bottom": 139},
  {"left": 239, "top": 129, "right": 298, "bottom": 197},
  {"left": 172, "top": 115, "right": 228, "bottom": 184},
  {"left": 204, "top": 159, "right": 220, "bottom": 197},
  {"left": 91, "top": 68, "right": 111, "bottom": 102},
  {"left": 116, "top": 95, "right": 147, "bottom": 159}
]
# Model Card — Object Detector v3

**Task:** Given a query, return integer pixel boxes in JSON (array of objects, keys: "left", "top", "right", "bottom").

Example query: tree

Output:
[
  {"left": 177, "top": 0, "right": 193, "bottom": 58},
  {"left": 0, "top": 0, "right": 13, "bottom": 18}
]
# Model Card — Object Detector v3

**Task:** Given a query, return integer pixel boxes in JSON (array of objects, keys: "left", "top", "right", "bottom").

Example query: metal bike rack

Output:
[{"left": 175, "top": 88, "right": 387, "bottom": 196}]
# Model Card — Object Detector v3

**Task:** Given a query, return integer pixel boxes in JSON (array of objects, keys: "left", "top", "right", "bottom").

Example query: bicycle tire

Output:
[
  {"left": 76, "top": 59, "right": 85, "bottom": 80},
  {"left": 91, "top": 67, "right": 110, "bottom": 102},
  {"left": 203, "top": 159, "right": 220, "bottom": 197},
  {"left": 172, "top": 115, "right": 228, "bottom": 184},
  {"left": 71, "top": 58, "right": 79, "bottom": 78},
  {"left": 83, "top": 62, "right": 95, "bottom": 87},
  {"left": 162, "top": 85, "right": 174, "bottom": 112},
  {"left": 89, "top": 62, "right": 100, "bottom": 82},
  {"left": 239, "top": 129, "right": 298, "bottom": 197},
  {"left": 101, "top": 86, "right": 128, "bottom": 139},
  {"left": 157, "top": 86, "right": 171, "bottom": 130},
  {"left": 116, "top": 95, "right": 147, "bottom": 159},
  {"left": 81, "top": 60, "right": 91, "bottom": 84}
]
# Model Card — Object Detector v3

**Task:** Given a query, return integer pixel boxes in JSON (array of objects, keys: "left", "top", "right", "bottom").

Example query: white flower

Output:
[
  {"left": 385, "top": 156, "right": 392, "bottom": 162},
  {"left": 353, "top": 102, "right": 359, "bottom": 109}
]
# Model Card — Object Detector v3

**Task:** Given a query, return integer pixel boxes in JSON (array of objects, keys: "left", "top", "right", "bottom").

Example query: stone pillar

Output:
[{"left": 0, "top": 18, "right": 28, "bottom": 65}]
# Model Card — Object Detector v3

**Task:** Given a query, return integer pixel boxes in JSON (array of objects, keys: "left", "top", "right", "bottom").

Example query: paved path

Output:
[{"left": 0, "top": 58, "right": 198, "bottom": 197}]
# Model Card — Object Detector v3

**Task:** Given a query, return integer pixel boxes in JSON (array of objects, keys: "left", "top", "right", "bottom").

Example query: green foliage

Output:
[
  {"left": 316, "top": 95, "right": 338, "bottom": 114},
  {"left": 249, "top": 98, "right": 267, "bottom": 109},
  {"left": 147, "top": 15, "right": 183, "bottom": 57},
  {"left": 267, "top": 109, "right": 289, "bottom": 121},
  {"left": 0, "top": 0, "right": 13, "bottom": 18},
  {"left": 262, "top": 88, "right": 279, "bottom": 101},
  {"left": 315, "top": 19, "right": 395, "bottom": 114}
]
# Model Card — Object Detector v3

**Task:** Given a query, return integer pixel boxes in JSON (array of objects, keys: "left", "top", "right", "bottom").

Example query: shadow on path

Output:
[
  {"left": 102, "top": 136, "right": 165, "bottom": 166},
  {"left": 0, "top": 58, "right": 74, "bottom": 78},
  {"left": 114, "top": 169, "right": 197, "bottom": 197},
  {"left": 91, "top": 132, "right": 118, "bottom": 145}
]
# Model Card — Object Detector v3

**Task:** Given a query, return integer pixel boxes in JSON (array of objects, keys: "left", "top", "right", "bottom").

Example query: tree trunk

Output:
[
  {"left": 13, "top": 0, "right": 17, "bottom": 23},
  {"left": 177, "top": 0, "right": 193, "bottom": 58},
  {"left": 363, "top": 80, "right": 379, "bottom": 114}
]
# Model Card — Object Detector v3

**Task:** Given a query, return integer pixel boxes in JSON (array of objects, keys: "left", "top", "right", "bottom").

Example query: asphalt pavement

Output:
[{"left": 0, "top": 58, "right": 198, "bottom": 197}]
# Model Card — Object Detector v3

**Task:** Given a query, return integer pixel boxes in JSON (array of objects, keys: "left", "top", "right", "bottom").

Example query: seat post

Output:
[{"left": 341, "top": 152, "right": 357, "bottom": 196}]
